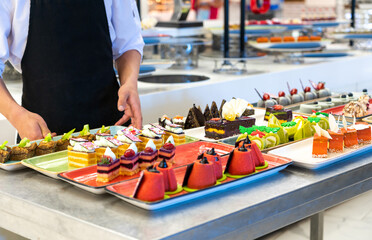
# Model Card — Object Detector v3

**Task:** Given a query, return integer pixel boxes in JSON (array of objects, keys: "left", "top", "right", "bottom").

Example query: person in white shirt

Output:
[{"left": 0, "top": 0, "right": 144, "bottom": 140}]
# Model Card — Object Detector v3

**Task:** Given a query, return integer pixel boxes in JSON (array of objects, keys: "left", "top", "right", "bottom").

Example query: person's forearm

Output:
[
  {"left": 0, "top": 77, "right": 22, "bottom": 122},
  {"left": 115, "top": 50, "right": 141, "bottom": 87}
]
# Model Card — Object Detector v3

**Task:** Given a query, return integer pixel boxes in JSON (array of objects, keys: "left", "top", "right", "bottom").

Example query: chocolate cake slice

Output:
[
  {"left": 204, "top": 104, "right": 213, "bottom": 122},
  {"left": 205, "top": 116, "right": 256, "bottom": 139},
  {"left": 211, "top": 101, "right": 220, "bottom": 118},
  {"left": 219, "top": 99, "right": 226, "bottom": 117},
  {"left": 264, "top": 105, "right": 292, "bottom": 123},
  {"left": 185, "top": 104, "right": 206, "bottom": 129}
]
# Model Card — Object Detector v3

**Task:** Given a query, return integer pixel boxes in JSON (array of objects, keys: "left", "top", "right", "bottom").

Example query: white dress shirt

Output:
[{"left": 0, "top": 0, "right": 144, "bottom": 77}]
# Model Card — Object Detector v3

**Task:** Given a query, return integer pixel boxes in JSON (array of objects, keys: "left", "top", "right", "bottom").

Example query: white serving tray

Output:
[{"left": 268, "top": 137, "right": 372, "bottom": 170}]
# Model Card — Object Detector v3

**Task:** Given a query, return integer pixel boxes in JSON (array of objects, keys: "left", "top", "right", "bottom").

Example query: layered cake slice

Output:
[
  {"left": 139, "top": 140, "right": 158, "bottom": 169},
  {"left": 96, "top": 148, "right": 120, "bottom": 183},
  {"left": 182, "top": 157, "right": 216, "bottom": 190},
  {"left": 116, "top": 128, "right": 142, "bottom": 157},
  {"left": 158, "top": 136, "right": 176, "bottom": 165},
  {"left": 342, "top": 127, "right": 358, "bottom": 148},
  {"left": 211, "top": 101, "right": 220, "bottom": 118},
  {"left": 120, "top": 143, "right": 140, "bottom": 176},
  {"left": 68, "top": 142, "right": 97, "bottom": 167},
  {"left": 264, "top": 105, "right": 293, "bottom": 123},
  {"left": 10, "top": 138, "right": 37, "bottom": 161},
  {"left": 133, "top": 166, "right": 165, "bottom": 202},
  {"left": 204, "top": 104, "right": 213, "bottom": 121}
]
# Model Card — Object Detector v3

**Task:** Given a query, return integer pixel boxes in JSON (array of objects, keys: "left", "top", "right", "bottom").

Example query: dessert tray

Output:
[
  {"left": 105, "top": 153, "right": 292, "bottom": 210},
  {"left": 268, "top": 136, "right": 372, "bottom": 170},
  {"left": 362, "top": 116, "right": 372, "bottom": 124},
  {"left": 321, "top": 99, "right": 372, "bottom": 121},
  {"left": 248, "top": 40, "right": 332, "bottom": 52},
  {"left": 58, "top": 141, "right": 233, "bottom": 194},
  {"left": 22, "top": 135, "right": 199, "bottom": 179}
]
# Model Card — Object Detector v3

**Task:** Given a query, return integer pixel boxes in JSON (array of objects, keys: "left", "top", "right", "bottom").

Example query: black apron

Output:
[{"left": 21, "top": 0, "right": 123, "bottom": 135}]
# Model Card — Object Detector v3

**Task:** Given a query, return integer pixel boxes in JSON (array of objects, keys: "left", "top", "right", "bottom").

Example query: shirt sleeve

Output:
[
  {"left": 0, "top": 0, "right": 11, "bottom": 77},
  {"left": 111, "top": 0, "right": 144, "bottom": 60}
]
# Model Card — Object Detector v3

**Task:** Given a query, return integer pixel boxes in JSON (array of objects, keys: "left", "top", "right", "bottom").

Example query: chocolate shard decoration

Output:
[
  {"left": 194, "top": 104, "right": 206, "bottom": 126},
  {"left": 224, "top": 150, "right": 234, "bottom": 174},
  {"left": 204, "top": 104, "right": 213, "bottom": 122},
  {"left": 184, "top": 106, "right": 202, "bottom": 129},
  {"left": 133, "top": 171, "right": 145, "bottom": 198},
  {"left": 211, "top": 101, "right": 220, "bottom": 118},
  {"left": 219, "top": 99, "right": 227, "bottom": 117},
  {"left": 158, "top": 158, "right": 168, "bottom": 168},
  {"left": 200, "top": 157, "right": 209, "bottom": 164},
  {"left": 197, "top": 153, "right": 204, "bottom": 160},
  {"left": 182, "top": 163, "right": 195, "bottom": 187}
]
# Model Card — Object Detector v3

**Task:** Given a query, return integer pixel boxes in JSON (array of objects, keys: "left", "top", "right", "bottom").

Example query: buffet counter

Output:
[{"left": 0, "top": 145, "right": 371, "bottom": 240}]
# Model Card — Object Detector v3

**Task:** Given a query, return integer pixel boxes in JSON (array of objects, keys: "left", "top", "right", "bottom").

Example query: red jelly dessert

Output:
[
  {"left": 224, "top": 145, "right": 255, "bottom": 176},
  {"left": 354, "top": 123, "right": 371, "bottom": 144},
  {"left": 341, "top": 127, "right": 358, "bottom": 149},
  {"left": 133, "top": 166, "right": 165, "bottom": 202},
  {"left": 158, "top": 136, "right": 176, "bottom": 165},
  {"left": 139, "top": 140, "right": 158, "bottom": 169},
  {"left": 327, "top": 130, "right": 344, "bottom": 153},
  {"left": 120, "top": 143, "right": 140, "bottom": 176},
  {"left": 155, "top": 159, "right": 178, "bottom": 192},
  {"left": 312, "top": 133, "right": 329, "bottom": 158},
  {"left": 183, "top": 157, "right": 216, "bottom": 190},
  {"left": 237, "top": 135, "right": 265, "bottom": 167},
  {"left": 204, "top": 148, "right": 223, "bottom": 180}
]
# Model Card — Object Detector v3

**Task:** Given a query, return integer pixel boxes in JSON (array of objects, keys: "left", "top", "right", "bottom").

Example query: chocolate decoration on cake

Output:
[
  {"left": 224, "top": 150, "right": 234, "bottom": 174},
  {"left": 204, "top": 104, "right": 213, "bottom": 122},
  {"left": 211, "top": 101, "right": 220, "bottom": 118},
  {"left": 147, "top": 165, "right": 160, "bottom": 173},
  {"left": 238, "top": 144, "right": 248, "bottom": 152},
  {"left": 182, "top": 163, "right": 195, "bottom": 187},
  {"left": 200, "top": 157, "right": 209, "bottom": 164},
  {"left": 264, "top": 105, "right": 293, "bottom": 122},
  {"left": 207, "top": 148, "right": 216, "bottom": 155},
  {"left": 214, "top": 156, "right": 219, "bottom": 162},
  {"left": 204, "top": 116, "right": 256, "bottom": 139},
  {"left": 244, "top": 135, "right": 251, "bottom": 145},
  {"left": 219, "top": 99, "right": 226, "bottom": 117},
  {"left": 197, "top": 153, "right": 204, "bottom": 160},
  {"left": 158, "top": 158, "right": 168, "bottom": 168}
]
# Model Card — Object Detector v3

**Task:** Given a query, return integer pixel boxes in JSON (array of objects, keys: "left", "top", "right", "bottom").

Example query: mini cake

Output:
[
  {"left": 68, "top": 142, "right": 97, "bottom": 167},
  {"left": 172, "top": 115, "right": 186, "bottom": 129},
  {"left": 96, "top": 148, "right": 120, "bottom": 183},
  {"left": 327, "top": 114, "right": 344, "bottom": 153},
  {"left": 184, "top": 104, "right": 205, "bottom": 129},
  {"left": 342, "top": 127, "right": 358, "bottom": 148},
  {"left": 68, "top": 138, "right": 88, "bottom": 151},
  {"left": 312, "top": 125, "right": 332, "bottom": 158},
  {"left": 78, "top": 124, "right": 95, "bottom": 141},
  {"left": 10, "top": 138, "right": 37, "bottom": 160},
  {"left": 120, "top": 143, "right": 140, "bottom": 176},
  {"left": 158, "top": 136, "right": 176, "bottom": 165},
  {"left": 297, "top": 36, "right": 310, "bottom": 42},
  {"left": 36, "top": 133, "right": 57, "bottom": 156},
  {"left": 158, "top": 118, "right": 186, "bottom": 145},
  {"left": 155, "top": 159, "right": 178, "bottom": 193},
  {"left": 283, "top": 36, "right": 295, "bottom": 42},
  {"left": 270, "top": 37, "right": 282, "bottom": 43},
  {"left": 139, "top": 140, "right": 158, "bottom": 169},
  {"left": 309, "top": 80, "right": 331, "bottom": 98},
  {"left": 256, "top": 89, "right": 278, "bottom": 108},
  {"left": 116, "top": 129, "right": 142, "bottom": 157},
  {"left": 354, "top": 123, "right": 371, "bottom": 144},
  {"left": 94, "top": 137, "right": 122, "bottom": 160},
  {"left": 96, "top": 125, "right": 111, "bottom": 134},
  {"left": 310, "top": 36, "right": 321, "bottom": 41},
  {"left": 224, "top": 145, "right": 255, "bottom": 176},
  {"left": 133, "top": 166, "right": 165, "bottom": 202},
  {"left": 182, "top": 157, "right": 216, "bottom": 190},
  {"left": 203, "top": 148, "right": 223, "bottom": 180},
  {"left": 256, "top": 37, "right": 269, "bottom": 43},
  {"left": 264, "top": 105, "right": 293, "bottom": 123},
  {"left": 0, "top": 141, "right": 11, "bottom": 163},
  {"left": 138, "top": 125, "right": 164, "bottom": 151},
  {"left": 56, "top": 128, "right": 75, "bottom": 151},
  {"left": 239, "top": 135, "right": 266, "bottom": 168}
]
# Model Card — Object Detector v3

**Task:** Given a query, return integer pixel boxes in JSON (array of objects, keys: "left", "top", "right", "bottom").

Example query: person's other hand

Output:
[
  {"left": 10, "top": 107, "right": 54, "bottom": 141},
  {"left": 115, "top": 82, "right": 142, "bottom": 129}
]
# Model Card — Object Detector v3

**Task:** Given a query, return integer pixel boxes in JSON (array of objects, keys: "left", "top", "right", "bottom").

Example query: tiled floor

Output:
[{"left": 258, "top": 190, "right": 372, "bottom": 240}]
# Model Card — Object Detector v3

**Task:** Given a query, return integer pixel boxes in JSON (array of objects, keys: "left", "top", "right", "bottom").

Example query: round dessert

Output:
[
  {"left": 183, "top": 157, "right": 216, "bottom": 190},
  {"left": 299, "top": 102, "right": 322, "bottom": 114},
  {"left": 133, "top": 166, "right": 165, "bottom": 202},
  {"left": 155, "top": 159, "right": 179, "bottom": 193},
  {"left": 204, "top": 148, "right": 223, "bottom": 180},
  {"left": 318, "top": 98, "right": 335, "bottom": 110},
  {"left": 347, "top": 93, "right": 358, "bottom": 102},
  {"left": 225, "top": 145, "right": 255, "bottom": 176}
]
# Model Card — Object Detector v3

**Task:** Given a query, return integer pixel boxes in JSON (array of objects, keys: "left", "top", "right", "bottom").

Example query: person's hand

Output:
[
  {"left": 115, "top": 82, "right": 142, "bottom": 129},
  {"left": 9, "top": 107, "right": 54, "bottom": 141}
]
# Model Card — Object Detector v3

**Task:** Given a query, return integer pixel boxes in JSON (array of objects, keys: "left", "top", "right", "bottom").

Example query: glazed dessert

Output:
[
  {"left": 138, "top": 125, "right": 164, "bottom": 151},
  {"left": 298, "top": 36, "right": 310, "bottom": 42},
  {"left": 354, "top": 123, "right": 371, "bottom": 144},
  {"left": 312, "top": 125, "right": 332, "bottom": 158},
  {"left": 236, "top": 135, "right": 266, "bottom": 168},
  {"left": 264, "top": 105, "right": 293, "bottom": 123},
  {"left": 277, "top": 91, "right": 292, "bottom": 106},
  {"left": 56, "top": 128, "right": 75, "bottom": 151},
  {"left": 270, "top": 37, "right": 282, "bottom": 43},
  {"left": 155, "top": 159, "right": 178, "bottom": 193},
  {"left": 327, "top": 114, "right": 344, "bottom": 153},
  {"left": 10, "top": 138, "right": 37, "bottom": 161},
  {"left": 0, "top": 141, "right": 11, "bottom": 163},
  {"left": 116, "top": 128, "right": 142, "bottom": 157},
  {"left": 158, "top": 136, "right": 176, "bottom": 165},
  {"left": 283, "top": 36, "right": 295, "bottom": 42},
  {"left": 68, "top": 141, "right": 97, "bottom": 167},
  {"left": 309, "top": 80, "right": 331, "bottom": 98},
  {"left": 287, "top": 82, "right": 304, "bottom": 104},
  {"left": 139, "top": 140, "right": 158, "bottom": 169},
  {"left": 256, "top": 37, "right": 269, "bottom": 43},
  {"left": 94, "top": 137, "right": 123, "bottom": 160},
  {"left": 78, "top": 124, "right": 95, "bottom": 141},
  {"left": 133, "top": 166, "right": 165, "bottom": 202},
  {"left": 184, "top": 104, "right": 205, "bottom": 129},
  {"left": 340, "top": 116, "right": 358, "bottom": 148},
  {"left": 96, "top": 148, "right": 120, "bottom": 183},
  {"left": 183, "top": 157, "right": 216, "bottom": 190},
  {"left": 224, "top": 145, "right": 255, "bottom": 175},
  {"left": 36, "top": 133, "right": 57, "bottom": 156},
  {"left": 120, "top": 143, "right": 140, "bottom": 176},
  {"left": 205, "top": 98, "right": 256, "bottom": 139},
  {"left": 203, "top": 148, "right": 223, "bottom": 180}
]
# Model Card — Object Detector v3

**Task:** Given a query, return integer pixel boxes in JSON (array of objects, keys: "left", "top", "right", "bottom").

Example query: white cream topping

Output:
[
  {"left": 165, "top": 125, "right": 183, "bottom": 134},
  {"left": 166, "top": 135, "right": 175, "bottom": 145},
  {"left": 73, "top": 143, "right": 94, "bottom": 153},
  {"left": 103, "top": 147, "right": 116, "bottom": 160},
  {"left": 352, "top": 124, "right": 370, "bottom": 131},
  {"left": 145, "top": 139, "right": 157, "bottom": 151},
  {"left": 25, "top": 142, "right": 31, "bottom": 148},
  {"left": 117, "top": 134, "right": 133, "bottom": 144},
  {"left": 222, "top": 98, "right": 250, "bottom": 119},
  {"left": 127, "top": 143, "right": 138, "bottom": 154},
  {"left": 94, "top": 138, "right": 117, "bottom": 148},
  {"left": 141, "top": 128, "right": 161, "bottom": 138}
]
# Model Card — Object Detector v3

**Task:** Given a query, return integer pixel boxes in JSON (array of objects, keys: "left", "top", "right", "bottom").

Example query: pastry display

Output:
[
  {"left": 133, "top": 166, "right": 165, "bottom": 202},
  {"left": 96, "top": 148, "right": 120, "bottom": 183},
  {"left": 139, "top": 140, "right": 158, "bottom": 169},
  {"left": 35, "top": 133, "right": 57, "bottom": 156},
  {"left": 56, "top": 128, "right": 75, "bottom": 151},
  {"left": 224, "top": 145, "right": 255, "bottom": 176},
  {"left": 205, "top": 98, "right": 256, "bottom": 139},
  {"left": 183, "top": 157, "right": 216, "bottom": 190},
  {"left": 158, "top": 136, "right": 176, "bottom": 165},
  {"left": 10, "top": 138, "right": 37, "bottom": 161},
  {"left": 78, "top": 124, "right": 95, "bottom": 141},
  {"left": 138, "top": 125, "right": 164, "bottom": 151},
  {"left": 264, "top": 105, "right": 293, "bottom": 123},
  {"left": 155, "top": 159, "right": 178, "bottom": 193},
  {"left": 68, "top": 141, "right": 97, "bottom": 167},
  {"left": 120, "top": 143, "right": 140, "bottom": 176},
  {"left": 93, "top": 137, "right": 123, "bottom": 160},
  {"left": 0, "top": 141, "right": 11, "bottom": 163},
  {"left": 256, "top": 36, "right": 321, "bottom": 43}
]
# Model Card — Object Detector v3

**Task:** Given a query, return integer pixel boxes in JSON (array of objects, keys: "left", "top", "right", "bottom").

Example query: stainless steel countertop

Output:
[{"left": 0, "top": 150, "right": 371, "bottom": 240}]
